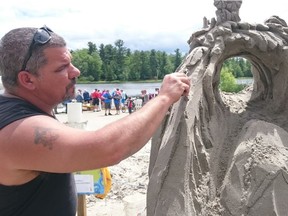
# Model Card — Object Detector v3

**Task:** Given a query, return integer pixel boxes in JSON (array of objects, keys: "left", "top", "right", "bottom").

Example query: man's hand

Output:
[{"left": 158, "top": 73, "right": 191, "bottom": 104}]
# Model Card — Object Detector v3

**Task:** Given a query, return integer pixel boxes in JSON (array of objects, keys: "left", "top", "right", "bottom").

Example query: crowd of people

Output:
[{"left": 72, "top": 87, "right": 160, "bottom": 115}]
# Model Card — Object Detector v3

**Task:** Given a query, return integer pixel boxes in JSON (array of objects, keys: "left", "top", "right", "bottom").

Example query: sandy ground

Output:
[{"left": 56, "top": 107, "right": 149, "bottom": 216}]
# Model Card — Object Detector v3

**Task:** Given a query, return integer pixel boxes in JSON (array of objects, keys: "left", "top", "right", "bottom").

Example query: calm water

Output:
[
  {"left": 236, "top": 78, "right": 253, "bottom": 85},
  {"left": 76, "top": 82, "right": 162, "bottom": 96},
  {"left": 0, "top": 79, "right": 253, "bottom": 95}
]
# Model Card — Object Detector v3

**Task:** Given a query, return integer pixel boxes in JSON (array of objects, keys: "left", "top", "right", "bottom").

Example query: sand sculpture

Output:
[{"left": 147, "top": 0, "right": 288, "bottom": 215}]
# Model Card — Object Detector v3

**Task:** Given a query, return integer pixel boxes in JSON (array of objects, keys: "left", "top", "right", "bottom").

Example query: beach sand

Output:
[{"left": 56, "top": 108, "right": 150, "bottom": 216}]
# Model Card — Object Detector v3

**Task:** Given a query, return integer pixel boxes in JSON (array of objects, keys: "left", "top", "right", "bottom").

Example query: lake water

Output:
[
  {"left": 236, "top": 78, "right": 253, "bottom": 85},
  {"left": 0, "top": 78, "right": 253, "bottom": 95},
  {"left": 76, "top": 82, "right": 161, "bottom": 96}
]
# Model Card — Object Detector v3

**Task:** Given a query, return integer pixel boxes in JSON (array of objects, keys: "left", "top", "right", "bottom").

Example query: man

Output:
[
  {"left": 140, "top": 89, "right": 149, "bottom": 107},
  {"left": 91, "top": 88, "right": 100, "bottom": 112},
  {"left": 0, "top": 26, "right": 190, "bottom": 216},
  {"left": 102, "top": 89, "right": 113, "bottom": 116},
  {"left": 82, "top": 89, "right": 91, "bottom": 103},
  {"left": 120, "top": 89, "right": 127, "bottom": 111},
  {"left": 112, "top": 88, "right": 121, "bottom": 115},
  {"left": 75, "top": 89, "right": 84, "bottom": 103}
]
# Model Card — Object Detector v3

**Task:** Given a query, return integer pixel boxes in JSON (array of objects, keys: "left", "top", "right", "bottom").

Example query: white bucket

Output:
[
  {"left": 67, "top": 102, "right": 82, "bottom": 123},
  {"left": 123, "top": 193, "right": 146, "bottom": 216}
]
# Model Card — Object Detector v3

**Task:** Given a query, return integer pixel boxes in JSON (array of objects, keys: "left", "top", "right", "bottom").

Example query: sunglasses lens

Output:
[
  {"left": 34, "top": 29, "right": 51, "bottom": 44},
  {"left": 20, "top": 26, "right": 53, "bottom": 71}
]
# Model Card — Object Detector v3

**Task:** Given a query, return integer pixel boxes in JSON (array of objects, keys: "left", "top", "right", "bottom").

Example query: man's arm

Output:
[{"left": 0, "top": 73, "right": 190, "bottom": 175}]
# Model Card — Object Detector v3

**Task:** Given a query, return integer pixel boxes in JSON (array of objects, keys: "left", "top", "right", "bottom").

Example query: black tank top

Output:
[{"left": 0, "top": 95, "right": 77, "bottom": 216}]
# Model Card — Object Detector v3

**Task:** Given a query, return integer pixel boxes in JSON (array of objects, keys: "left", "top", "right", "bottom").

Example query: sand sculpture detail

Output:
[{"left": 147, "top": 1, "right": 288, "bottom": 215}]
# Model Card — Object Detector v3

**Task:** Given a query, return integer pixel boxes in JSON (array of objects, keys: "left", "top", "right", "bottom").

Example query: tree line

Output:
[
  {"left": 71, "top": 40, "right": 183, "bottom": 82},
  {"left": 71, "top": 39, "right": 253, "bottom": 93},
  {"left": 222, "top": 57, "right": 252, "bottom": 78}
]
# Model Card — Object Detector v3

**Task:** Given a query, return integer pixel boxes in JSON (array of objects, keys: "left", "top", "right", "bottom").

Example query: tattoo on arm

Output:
[{"left": 34, "top": 127, "right": 59, "bottom": 150}]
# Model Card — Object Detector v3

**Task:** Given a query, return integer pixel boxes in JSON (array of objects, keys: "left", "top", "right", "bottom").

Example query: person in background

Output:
[
  {"left": 83, "top": 89, "right": 91, "bottom": 103},
  {"left": 155, "top": 87, "right": 159, "bottom": 96},
  {"left": 75, "top": 89, "right": 83, "bottom": 103},
  {"left": 112, "top": 88, "right": 121, "bottom": 115},
  {"left": 102, "top": 89, "right": 113, "bottom": 116},
  {"left": 149, "top": 87, "right": 160, "bottom": 100},
  {"left": 101, "top": 89, "right": 107, "bottom": 109},
  {"left": 127, "top": 96, "right": 134, "bottom": 114},
  {"left": 120, "top": 89, "right": 127, "bottom": 109},
  {"left": 97, "top": 89, "right": 103, "bottom": 111},
  {"left": 91, "top": 88, "right": 100, "bottom": 112},
  {"left": 0, "top": 26, "right": 190, "bottom": 215},
  {"left": 140, "top": 89, "right": 149, "bottom": 107}
]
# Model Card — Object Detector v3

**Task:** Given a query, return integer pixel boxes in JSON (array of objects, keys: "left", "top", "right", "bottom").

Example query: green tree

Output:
[
  {"left": 128, "top": 50, "right": 142, "bottom": 80},
  {"left": 158, "top": 51, "right": 173, "bottom": 79},
  {"left": 99, "top": 44, "right": 116, "bottom": 81},
  {"left": 114, "top": 39, "right": 127, "bottom": 80},
  {"left": 220, "top": 67, "right": 239, "bottom": 92},
  {"left": 87, "top": 42, "right": 97, "bottom": 55},
  {"left": 72, "top": 48, "right": 102, "bottom": 81},
  {"left": 121, "top": 48, "right": 131, "bottom": 80},
  {"left": 242, "top": 59, "right": 253, "bottom": 77},
  {"left": 173, "top": 48, "right": 182, "bottom": 71},
  {"left": 87, "top": 52, "right": 102, "bottom": 81},
  {"left": 223, "top": 57, "right": 252, "bottom": 78},
  {"left": 149, "top": 49, "right": 159, "bottom": 79},
  {"left": 139, "top": 51, "right": 150, "bottom": 80}
]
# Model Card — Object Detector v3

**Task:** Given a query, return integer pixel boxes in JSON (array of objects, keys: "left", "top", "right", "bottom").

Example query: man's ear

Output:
[{"left": 17, "top": 71, "right": 36, "bottom": 90}]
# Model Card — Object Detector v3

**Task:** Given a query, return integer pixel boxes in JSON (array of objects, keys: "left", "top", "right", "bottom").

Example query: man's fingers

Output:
[
  {"left": 182, "top": 82, "right": 190, "bottom": 96},
  {"left": 178, "top": 74, "right": 191, "bottom": 96}
]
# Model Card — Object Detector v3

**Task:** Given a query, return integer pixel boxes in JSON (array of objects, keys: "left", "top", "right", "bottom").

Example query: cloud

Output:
[{"left": 1, "top": 0, "right": 288, "bottom": 54}]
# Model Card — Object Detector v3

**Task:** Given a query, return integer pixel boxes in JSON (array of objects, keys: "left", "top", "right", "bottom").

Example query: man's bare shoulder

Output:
[
  {"left": 0, "top": 114, "right": 62, "bottom": 138},
  {"left": 0, "top": 115, "right": 80, "bottom": 171},
  {"left": 0, "top": 115, "right": 61, "bottom": 185},
  {"left": 0, "top": 115, "right": 62, "bottom": 157}
]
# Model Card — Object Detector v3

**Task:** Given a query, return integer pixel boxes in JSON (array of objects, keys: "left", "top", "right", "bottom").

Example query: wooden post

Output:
[{"left": 77, "top": 194, "right": 87, "bottom": 216}]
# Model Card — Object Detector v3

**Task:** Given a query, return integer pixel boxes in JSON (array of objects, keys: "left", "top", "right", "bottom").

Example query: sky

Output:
[{"left": 0, "top": 0, "right": 288, "bottom": 54}]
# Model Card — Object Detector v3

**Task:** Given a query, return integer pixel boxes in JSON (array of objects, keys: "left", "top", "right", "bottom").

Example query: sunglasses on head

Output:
[{"left": 21, "top": 26, "right": 53, "bottom": 71}]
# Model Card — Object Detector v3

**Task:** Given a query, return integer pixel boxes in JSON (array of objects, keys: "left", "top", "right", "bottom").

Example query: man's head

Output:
[{"left": 0, "top": 26, "right": 66, "bottom": 91}]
